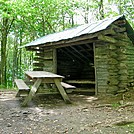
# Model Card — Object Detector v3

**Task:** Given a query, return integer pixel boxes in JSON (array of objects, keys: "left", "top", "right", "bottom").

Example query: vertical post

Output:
[
  {"left": 93, "top": 43, "right": 98, "bottom": 95},
  {"left": 54, "top": 78, "right": 71, "bottom": 104},
  {"left": 53, "top": 49, "right": 57, "bottom": 73}
]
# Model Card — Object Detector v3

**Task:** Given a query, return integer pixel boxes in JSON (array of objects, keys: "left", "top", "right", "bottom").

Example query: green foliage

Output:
[{"left": 111, "top": 103, "right": 120, "bottom": 108}]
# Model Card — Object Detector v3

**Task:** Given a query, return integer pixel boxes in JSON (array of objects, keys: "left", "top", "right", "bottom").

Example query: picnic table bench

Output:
[
  {"left": 15, "top": 71, "right": 75, "bottom": 106},
  {"left": 15, "top": 79, "right": 30, "bottom": 97}
]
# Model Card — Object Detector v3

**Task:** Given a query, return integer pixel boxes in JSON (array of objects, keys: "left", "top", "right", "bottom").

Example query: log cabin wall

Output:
[
  {"left": 94, "top": 43, "right": 109, "bottom": 93},
  {"left": 95, "top": 21, "right": 134, "bottom": 94},
  {"left": 33, "top": 49, "right": 56, "bottom": 73}
]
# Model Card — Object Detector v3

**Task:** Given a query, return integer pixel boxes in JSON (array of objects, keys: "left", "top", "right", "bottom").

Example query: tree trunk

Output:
[
  {"left": 0, "top": 18, "right": 8, "bottom": 86},
  {"left": 99, "top": 0, "right": 104, "bottom": 20}
]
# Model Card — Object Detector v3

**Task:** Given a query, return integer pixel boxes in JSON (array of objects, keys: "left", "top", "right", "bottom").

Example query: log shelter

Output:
[{"left": 24, "top": 15, "right": 134, "bottom": 95}]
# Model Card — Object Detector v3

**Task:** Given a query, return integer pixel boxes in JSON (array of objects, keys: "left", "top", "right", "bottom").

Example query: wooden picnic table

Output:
[{"left": 21, "top": 71, "right": 71, "bottom": 106}]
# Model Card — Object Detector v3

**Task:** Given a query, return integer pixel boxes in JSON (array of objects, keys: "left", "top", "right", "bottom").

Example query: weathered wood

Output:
[
  {"left": 33, "top": 62, "right": 44, "bottom": 67},
  {"left": 98, "top": 35, "right": 118, "bottom": 43},
  {"left": 109, "top": 44, "right": 117, "bottom": 50},
  {"left": 61, "top": 82, "right": 76, "bottom": 89},
  {"left": 34, "top": 57, "right": 53, "bottom": 61},
  {"left": 118, "top": 69, "right": 128, "bottom": 75},
  {"left": 25, "top": 71, "right": 64, "bottom": 79},
  {"left": 15, "top": 79, "right": 30, "bottom": 97},
  {"left": 72, "top": 88, "right": 95, "bottom": 93},
  {"left": 53, "top": 49, "right": 57, "bottom": 73},
  {"left": 66, "top": 80, "right": 95, "bottom": 84},
  {"left": 108, "top": 58, "right": 118, "bottom": 64},
  {"left": 107, "top": 86, "right": 118, "bottom": 93},
  {"left": 15, "top": 79, "right": 30, "bottom": 90},
  {"left": 22, "top": 79, "right": 42, "bottom": 106},
  {"left": 33, "top": 68, "right": 43, "bottom": 71},
  {"left": 93, "top": 43, "right": 98, "bottom": 95},
  {"left": 113, "top": 19, "right": 126, "bottom": 26},
  {"left": 108, "top": 51, "right": 118, "bottom": 58},
  {"left": 44, "top": 60, "right": 53, "bottom": 67},
  {"left": 118, "top": 75, "right": 128, "bottom": 81},
  {"left": 108, "top": 79, "right": 119, "bottom": 85},
  {"left": 111, "top": 24, "right": 126, "bottom": 33},
  {"left": 54, "top": 78, "right": 71, "bottom": 104}
]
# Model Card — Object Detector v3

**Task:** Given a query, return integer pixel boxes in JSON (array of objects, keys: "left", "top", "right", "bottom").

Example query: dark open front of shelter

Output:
[
  {"left": 57, "top": 43, "right": 95, "bottom": 92},
  {"left": 24, "top": 15, "right": 134, "bottom": 95}
]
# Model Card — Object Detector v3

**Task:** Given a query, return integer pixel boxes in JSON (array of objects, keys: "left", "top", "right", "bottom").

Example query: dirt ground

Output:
[{"left": 0, "top": 90, "right": 134, "bottom": 134}]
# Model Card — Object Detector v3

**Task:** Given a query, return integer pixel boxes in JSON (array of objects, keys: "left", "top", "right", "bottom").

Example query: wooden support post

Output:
[
  {"left": 54, "top": 78, "right": 71, "bottom": 104},
  {"left": 21, "top": 79, "right": 42, "bottom": 106},
  {"left": 93, "top": 43, "right": 98, "bottom": 95}
]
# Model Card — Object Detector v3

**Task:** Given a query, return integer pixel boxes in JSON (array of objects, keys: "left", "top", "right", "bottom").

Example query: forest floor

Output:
[{"left": 0, "top": 90, "right": 134, "bottom": 134}]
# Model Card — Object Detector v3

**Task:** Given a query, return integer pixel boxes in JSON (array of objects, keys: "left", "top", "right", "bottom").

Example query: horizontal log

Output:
[
  {"left": 43, "top": 67, "right": 53, "bottom": 72},
  {"left": 109, "top": 72, "right": 118, "bottom": 76},
  {"left": 107, "top": 51, "right": 118, "bottom": 58},
  {"left": 44, "top": 61, "right": 53, "bottom": 67},
  {"left": 107, "top": 86, "right": 118, "bottom": 92},
  {"left": 118, "top": 75, "right": 128, "bottom": 81},
  {"left": 114, "top": 32, "right": 128, "bottom": 39},
  {"left": 108, "top": 75, "right": 119, "bottom": 79},
  {"left": 118, "top": 69, "right": 128, "bottom": 74},
  {"left": 111, "top": 24, "right": 126, "bottom": 33},
  {"left": 65, "top": 80, "right": 95, "bottom": 84},
  {"left": 118, "top": 83, "right": 128, "bottom": 88},
  {"left": 117, "top": 50, "right": 134, "bottom": 55},
  {"left": 109, "top": 44, "right": 117, "bottom": 50},
  {"left": 108, "top": 80, "right": 119, "bottom": 85},
  {"left": 97, "top": 73, "right": 108, "bottom": 78},
  {"left": 108, "top": 59, "right": 118, "bottom": 64},
  {"left": 120, "top": 61, "right": 134, "bottom": 64},
  {"left": 108, "top": 69, "right": 118, "bottom": 73},
  {"left": 116, "top": 40, "right": 132, "bottom": 47},
  {"left": 33, "top": 62, "right": 44, "bottom": 67},
  {"left": 33, "top": 68, "right": 43, "bottom": 71},
  {"left": 98, "top": 35, "right": 118, "bottom": 43},
  {"left": 117, "top": 55, "right": 127, "bottom": 61},
  {"left": 113, "top": 20, "right": 126, "bottom": 26},
  {"left": 107, "top": 64, "right": 118, "bottom": 69}
]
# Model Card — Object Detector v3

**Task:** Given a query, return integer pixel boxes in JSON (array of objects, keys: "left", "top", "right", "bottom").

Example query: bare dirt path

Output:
[{"left": 0, "top": 91, "right": 134, "bottom": 134}]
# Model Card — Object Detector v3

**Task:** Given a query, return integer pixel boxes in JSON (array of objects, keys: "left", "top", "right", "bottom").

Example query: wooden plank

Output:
[
  {"left": 25, "top": 71, "right": 64, "bottom": 79},
  {"left": 21, "top": 79, "right": 42, "bottom": 106},
  {"left": 54, "top": 78, "right": 71, "bottom": 104},
  {"left": 72, "top": 88, "right": 95, "bottom": 93},
  {"left": 66, "top": 80, "right": 95, "bottom": 84},
  {"left": 15, "top": 79, "right": 30, "bottom": 97},
  {"left": 98, "top": 35, "right": 118, "bottom": 43},
  {"left": 44, "top": 60, "right": 53, "bottom": 67},
  {"left": 94, "top": 43, "right": 97, "bottom": 95},
  {"left": 33, "top": 62, "right": 44, "bottom": 67},
  {"left": 61, "top": 82, "right": 76, "bottom": 89},
  {"left": 53, "top": 49, "right": 57, "bottom": 73},
  {"left": 15, "top": 79, "right": 30, "bottom": 90}
]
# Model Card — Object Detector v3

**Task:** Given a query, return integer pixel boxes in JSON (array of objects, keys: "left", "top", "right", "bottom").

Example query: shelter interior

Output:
[{"left": 57, "top": 43, "right": 95, "bottom": 92}]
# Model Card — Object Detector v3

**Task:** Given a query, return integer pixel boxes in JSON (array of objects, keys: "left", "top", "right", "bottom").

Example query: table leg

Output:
[
  {"left": 54, "top": 79, "right": 71, "bottom": 104},
  {"left": 21, "top": 79, "right": 42, "bottom": 106}
]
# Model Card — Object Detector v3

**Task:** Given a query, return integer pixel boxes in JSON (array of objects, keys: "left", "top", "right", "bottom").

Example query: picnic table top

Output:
[{"left": 25, "top": 71, "right": 64, "bottom": 79}]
